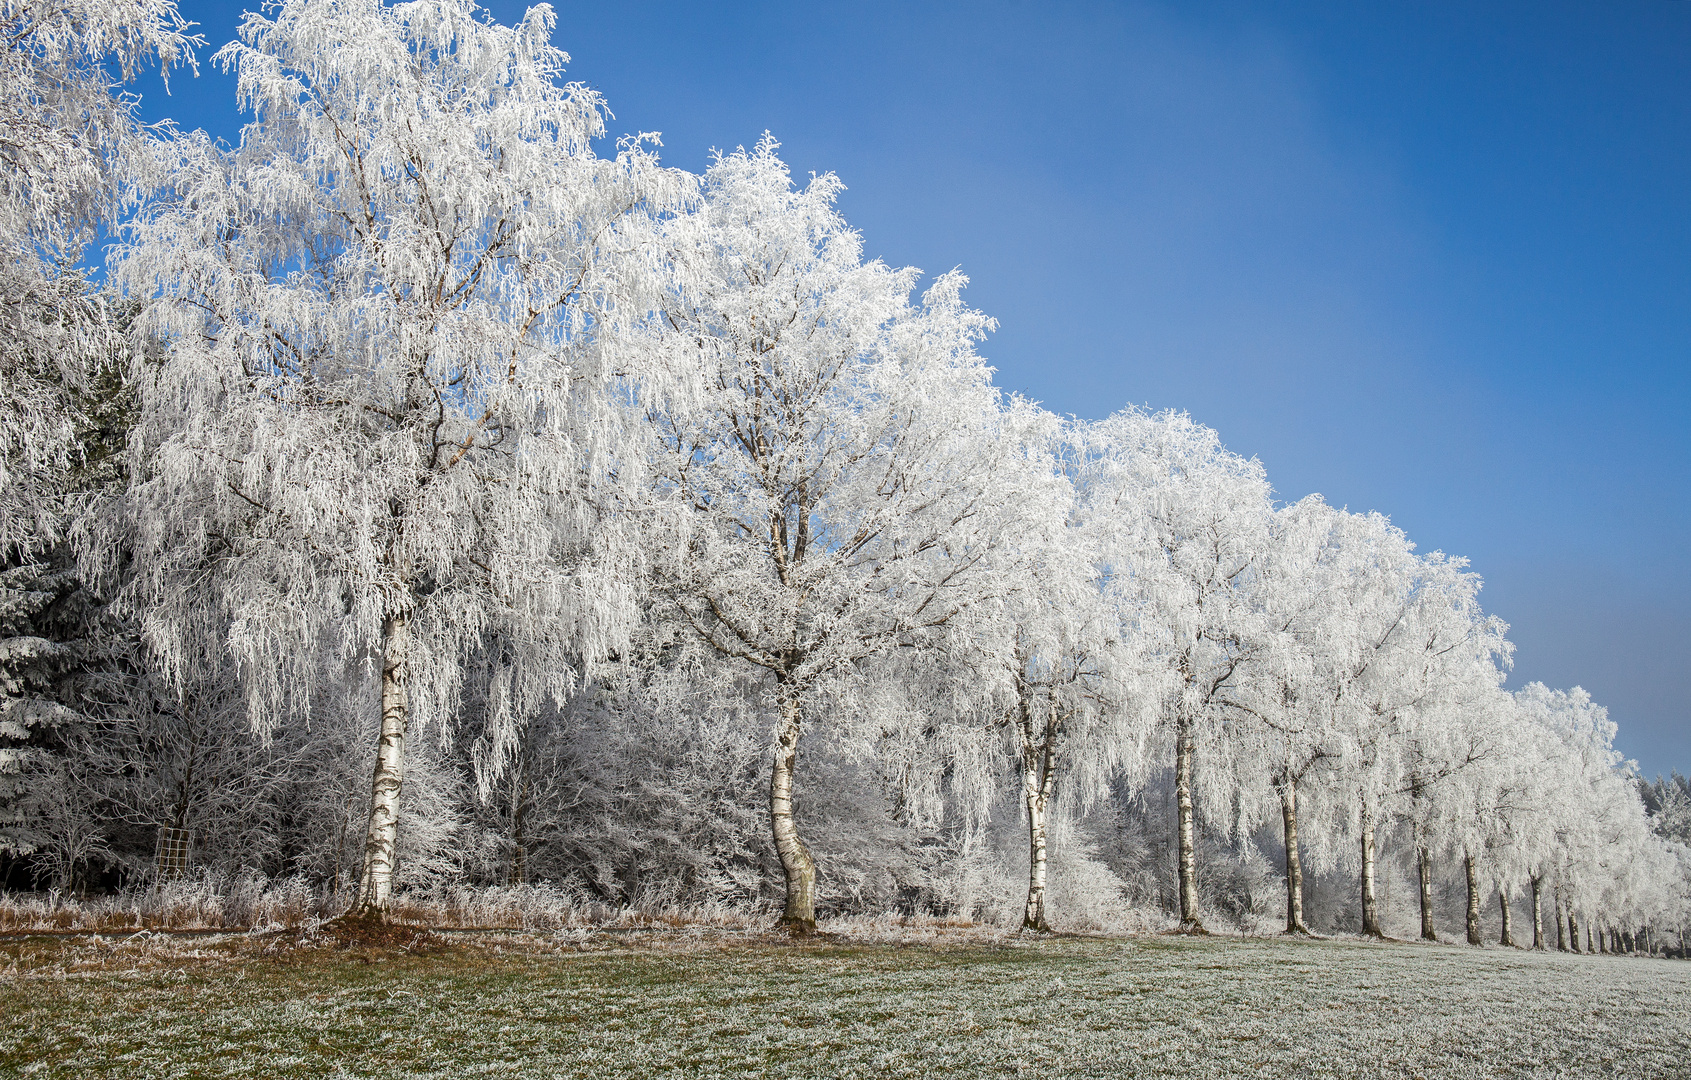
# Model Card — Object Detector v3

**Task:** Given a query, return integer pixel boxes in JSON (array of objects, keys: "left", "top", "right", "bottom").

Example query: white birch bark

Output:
[
  {"left": 1464, "top": 852, "right": 1483, "bottom": 945},
  {"left": 355, "top": 613, "right": 408, "bottom": 913},
  {"left": 769, "top": 679, "right": 817, "bottom": 932},
  {"left": 1531, "top": 874, "right": 1545, "bottom": 950},
  {"left": 1175, "top": 712, "right": 1204, "bottom": 933},
  {"left": 1417, "top": 843, "right": 1437, "bottom": 941},
  {"left": 1019, "top": 692, "right": 1059, "bottom": 933},
  {"left": 1278, "top": 775, "right": 1308, "bottom": 934},
  {"left": 1360, "top": 799, "right": 1382, "bottom": 937}
]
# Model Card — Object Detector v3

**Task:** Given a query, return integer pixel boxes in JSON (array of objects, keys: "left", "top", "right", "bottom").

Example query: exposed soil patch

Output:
[{"left": 308, "top": 913, "right": 443, "bottom": 951}]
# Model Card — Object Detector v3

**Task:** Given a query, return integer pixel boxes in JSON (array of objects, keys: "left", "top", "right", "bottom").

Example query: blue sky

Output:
[{"left": 136, "top": 1, "right": 1690, "bottom": 778}]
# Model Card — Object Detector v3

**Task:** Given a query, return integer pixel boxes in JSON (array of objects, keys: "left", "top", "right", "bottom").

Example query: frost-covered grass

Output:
[
  {"left": 0, "top": 881, "right": 773, "bottom": 935},
  {"left": 2, "top": 931, "right": 1687, "bottom": 1078}
]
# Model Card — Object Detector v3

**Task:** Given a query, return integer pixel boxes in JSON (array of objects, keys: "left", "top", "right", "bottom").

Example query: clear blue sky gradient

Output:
[{"left": 132, "top": 1, "right": 1691, "bottom": 779}]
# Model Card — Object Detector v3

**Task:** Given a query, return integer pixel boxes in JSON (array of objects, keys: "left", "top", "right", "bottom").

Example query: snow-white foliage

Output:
[
  {"left": 648, "top": 138, "right": 1044, "bottom": 692},
  {"left": 0, "top": 0, "right": 198, "bottom": 554},
  {"left": 112, "top": 0, "right": 690, "bottom": 740}
]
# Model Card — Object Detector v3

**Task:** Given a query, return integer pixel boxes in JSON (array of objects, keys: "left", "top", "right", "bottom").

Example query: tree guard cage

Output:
[{"left": 154, "top": 826, "right": 191, "bottom": 882}]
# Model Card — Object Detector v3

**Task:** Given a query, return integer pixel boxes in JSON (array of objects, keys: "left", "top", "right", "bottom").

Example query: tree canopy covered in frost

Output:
[
  {"left": 1, "top": 0, "right": 1686, "bottom": 959},
  {"left": 108, "top": 0, "right": 692, "bottom": 912}
]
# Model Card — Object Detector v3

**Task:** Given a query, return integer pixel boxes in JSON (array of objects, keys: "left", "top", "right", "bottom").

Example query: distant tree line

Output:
[{"left": 3, "top": 0, "right": 1687, "bottom": 953}]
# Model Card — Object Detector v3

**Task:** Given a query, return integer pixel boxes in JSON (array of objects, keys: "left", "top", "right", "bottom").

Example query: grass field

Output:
[{"left": 2, "top": 928, "right": 1687, "bottom": 1078}]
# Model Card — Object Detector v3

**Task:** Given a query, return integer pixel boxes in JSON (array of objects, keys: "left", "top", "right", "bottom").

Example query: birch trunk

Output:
[
  {"left": 1020, "top": 697, "right": 1058, "bottom": 933},
  {"left": 1360, "top": 800, "right": 1382, "bottom": 937},
  {"left": 1499, "top": 886, "right": 1514, "bottom": 947},
  {"left": 1417, "top": 845, "right": 1437, "bottom": 941},
  {"left": 356, "top": 612, "right": 409, "bottom": 916},
  {"left": 1464, "top": 852, "right": 1482, "bottom": 945},
  {"left": 1175, "top": 711, "right": 1204, "bottom": 933},
  {"left": 1531, "top": 875, "right": 1544, "bottom": 950},
  {"left": 1279, "top": 778, "right": 1307, "bottom": 934},
  {"left": 770, "top": 679, "right": 816, "bottom": 933},
  {"left": 1023, "top": 783, "right": 1049, "bottom": 932}
]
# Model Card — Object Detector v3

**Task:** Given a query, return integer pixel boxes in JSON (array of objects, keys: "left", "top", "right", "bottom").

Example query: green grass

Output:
[{"left": 2, "top": 931, "right": 1687, "bottom": 1078}]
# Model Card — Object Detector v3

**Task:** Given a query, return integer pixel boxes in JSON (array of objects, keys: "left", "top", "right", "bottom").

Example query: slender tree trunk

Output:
[
  {"left": 1555, "top": 895, "right": 1567, "bottom": 951},
  {"left": 1568, "top": 911, "right": 1580, "bottom": 953},
  {"left": 1499, "top": 886, "right": 1514, "bottom": 947},
  {"left": 508, "top": 754, "right": 530, "bottom": 887},
  {"left": 1464, "top": 852, "right": 1482, "bottom": 945},
  {"left": 1175, "top": 712, "right": 1204, "bottom": 933},
  {"left": 1020, "top": 696, "right": 1059, "bottom": 933},
  {"left": 1360, "top": 800, "right": 1382, "bottom": 937},
  {"left": 1023, "top": 780, "right": 1049, "bottom": 932},
  {"left": 1417, "top": 845, "right": 1437, "bottom": 941},
  {"left": 1530, "top": 875, "right": 1544, "bottom": 950},
  {"left": 356, "top": 612, "right": 409, "bottom": 916},
  {"left": 1279, "top": 777, "right": 1307, "bottom": 934},
  {"left": 770, "top": 676, "right": 816, "bottom": 933}
]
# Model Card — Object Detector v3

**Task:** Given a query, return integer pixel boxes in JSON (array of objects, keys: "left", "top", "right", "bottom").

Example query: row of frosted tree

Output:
[{"left": 2, "top": 0, "right": 1687, "bottom": 948}]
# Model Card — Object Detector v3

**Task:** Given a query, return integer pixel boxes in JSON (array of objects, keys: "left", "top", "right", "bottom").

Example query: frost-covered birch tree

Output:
[
  {"left": 646, "top": 139, "right": 1048, "bottom": 931},
  {"left": 1078, "top": 408, "right": 1271, "bottom": 933},
  {"left": 1227, "top": 495, "right": 1356, "bottom": 935},
  {"left": 111, "top": 0, "right": 689, "bottom": 914},
  {"left": 951, "top": 415, "right": 1153, "bottom": 932}
]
